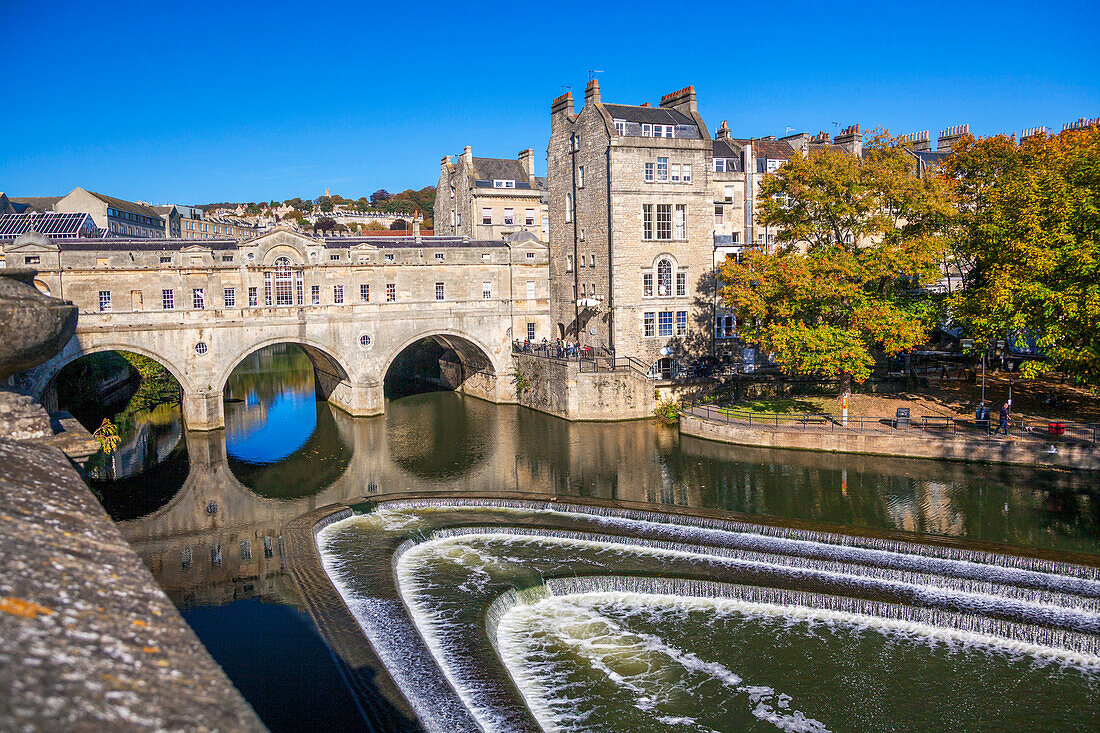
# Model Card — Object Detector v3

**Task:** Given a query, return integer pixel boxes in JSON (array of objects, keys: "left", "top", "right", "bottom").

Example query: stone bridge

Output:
[{"left": 10, "top": 228, "right": 550, "bottom": 429}]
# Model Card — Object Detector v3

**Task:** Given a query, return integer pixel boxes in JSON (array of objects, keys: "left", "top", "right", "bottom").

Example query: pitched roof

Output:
[
  {"left": 10, "top": 196, "right": 62, "bottom": 213},
  {"left": 85, "top": 191, "right": 163, "bottom": 219},
  {"left": 471, "top": 158, "right": 530, "bottom": 185},
  {"left": 746, "top": 138, "right": 796, "bottom": 160},
  {"left": 602, "top": 103, "right": 694, "bottom": 127},
  {"left": 713, "top": 139, "right": 742, "bottom": 158},
  {"left": 0, "top": 213, "right": 100, "bottom": 239}
]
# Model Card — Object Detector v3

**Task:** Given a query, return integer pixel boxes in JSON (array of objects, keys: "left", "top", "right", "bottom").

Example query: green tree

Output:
[
  {"left": 720, "top": 134, "right": 952, "bottom": 394},
  {"left": 946, "top": 124, "right": 1100, "bottom": 385}
]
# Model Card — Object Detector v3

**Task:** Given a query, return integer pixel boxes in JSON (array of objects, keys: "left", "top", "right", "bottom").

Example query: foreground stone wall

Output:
[
  {"left": 514, "top": 354, "right": 653, "bottom": 420},
  {"left": 0, "top": 438, "right": 264, "bottom": 731},
  {"left": 680, "top": 412, "right": 1100, "bottom": 470}
]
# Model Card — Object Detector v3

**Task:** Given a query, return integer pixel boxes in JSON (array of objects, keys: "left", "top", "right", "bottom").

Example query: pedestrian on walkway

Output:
[{"left": 992, "top": 402, "right": 1010, "bottom": 437}]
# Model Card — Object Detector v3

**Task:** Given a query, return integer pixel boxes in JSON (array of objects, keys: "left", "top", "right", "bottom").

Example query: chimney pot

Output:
[{"left": 584, "top": 78, "right": 601, "bottom": 106}]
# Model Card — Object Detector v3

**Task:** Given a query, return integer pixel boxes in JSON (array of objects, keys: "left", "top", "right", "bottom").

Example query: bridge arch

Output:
[
  {"left": 217, "top": 337, "right": 353, "bottom": 402},
  {"left": 382, "top": 329, "right": 504, "bottom": 401},
  {"left": 28, "top": 339, "right": 193, "bottom": 401}
]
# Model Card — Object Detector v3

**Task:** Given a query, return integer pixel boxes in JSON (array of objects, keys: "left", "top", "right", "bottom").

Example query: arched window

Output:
[
  {"left": 657, "top": 259, "right": 672, "bottom": 297},
  {"left": 263, "top": 256, "right": 304, "bottom": 306}
]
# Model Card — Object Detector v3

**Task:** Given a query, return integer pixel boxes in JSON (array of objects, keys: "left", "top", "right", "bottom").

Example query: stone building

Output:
[
  {"left": 54, "top": 187, "right": 166, "bottom": 238},
  {"left": 547, "top": 80, "right": 714, "bottom": 376},
  {"left": 434, "top": 147, "right": 548, "bottom": 241}
]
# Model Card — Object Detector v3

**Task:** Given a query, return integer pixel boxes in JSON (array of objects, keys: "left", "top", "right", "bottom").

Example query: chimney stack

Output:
[
  {"left": 517, "top": 148, "right": 534, "bottom": 180},
  {"left": 584, "top": 78, "right": 601, "bottom": 106},
  {"left": 937, "top": 124, "right": 969, "bottom": 153},
  {"left": 413, "top": 219, "right": 421, "bottom": 242},
  {"left": 833, "top": 124, "right": 863, "bottom": 157},
  {"left": 462, "top": 145, "right": 473, "bottom": 165},
  {"left": 715, "top": 121, "right": 731, "bottom": 141},
  {"left": 550, "top": 90, "right": 574, "bottom": 131},
  {"left": 899, "top": 131, "right": 931, "bottom": 152},
  {"left": 660, "top": 85, "right": 697, "bottom": 115},
  {"left": 809, "top": 131, "right": 830, "bottom": 145}
]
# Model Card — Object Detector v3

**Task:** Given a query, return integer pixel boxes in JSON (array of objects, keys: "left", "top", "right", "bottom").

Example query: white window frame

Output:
[
  {"left": 311, "top": 284, "right": 320, "bottom": 305},
  {"left": 657, "top": 157, "right": 668, "bottom": 182},
  {"left": 386, "top": 283, "right": 396, "bottom": 302},
  {"left": 643, "top": 312, "right": 655, "bottom": 337},
  {"left": 493, "top": 179, "right": 516, "bottom": 188},
  {"left": 670, "top": 163, "right": 680, "bottom": 183},
  {"left": 644, "top": 162, "right": 654, "bottom": 182},
  {"left": 658, "top": 311, "right": 673, "bottom": 336},
  {"left": 642, "top": 272, "right": 653, "bottom": 297},
  {"left": 162, "top": 289, "right": 174, "bottom": 310},
  {"left": 614, "top": 119, "right": 626, "bottom": 136},
  {"left": 643, "top": 204, "right": 654, "bottom": 240},
  {"left": 504, "top": 208, "right": 514, "bottom": 226},
  {"left": 435, "top": 282, "right": 445, "bottom": 301},
  {"left": 223, "top": 287, "right": 235, "bottom": 308},
  {"left": 526, "top": 280, "right": 535, "bottom": 300},
  {"left": 482, "top": 281, "right": 492, "bottom": 299},
  {"left": 676, "top": 271, "right": 687, "bottom": 297},
  {"left": 360, "top": 283, "right": 370, "bottom": 302},
  {"left": 641, "top": 123, "right": 652, "bottom": 137},
  {"left": 675, "top": 311, "right": 687, "bottom": 335},
  {"left": 525, "top": 208, "right": 535, "bottom": 226},
  {"left": 333, "top": 284, "right": 344, "bottom": 304},
  {"left": 683, "top": 164, "right": 692, "bottom": 183},
  {"left": 674, "top": 204, "right": 686, "bottom": 240},
  {"left": 656, "top": 204, "right": 672, "bottom": 240},
  {"left": 526, "top": 322, "right": 536, "bottom": 340},
  {"left": 192, "top": 288, "right": 204, "bottom": 310},
  {"left": 715, "top": 204, "right": 724, "bottom": 224},
  {"left": 482, "top": 207, "right": 492, "bottom": 225}
]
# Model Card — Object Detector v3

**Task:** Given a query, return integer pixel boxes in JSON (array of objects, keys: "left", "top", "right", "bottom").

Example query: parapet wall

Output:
[
  {"left": 680, "top": 412, "right": 1100, "bottom": 470},
  {"left": 513, "top": 354, "right": 654, "bottom": 420},
  {"left": 0, "top": 436, "right": 264, "bottom": 731}
]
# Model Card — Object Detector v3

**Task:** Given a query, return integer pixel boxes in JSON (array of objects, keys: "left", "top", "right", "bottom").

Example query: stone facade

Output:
[
  {"left": 434, "top": 146, "right": 548, "bottom": 241},
  {"left": 6, "top": 227, "right": 549, "bottom": 430},
  {"left": 54, "top": 187, "right": 166, "bottom": 238},
  {"left": 548, "top": 81, "right": 715, "bottom": 374}
]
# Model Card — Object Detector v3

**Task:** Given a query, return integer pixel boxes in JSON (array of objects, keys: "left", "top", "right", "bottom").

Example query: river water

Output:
[{"left": 95, "top": 345, "right": 1100, "bottom": 731}]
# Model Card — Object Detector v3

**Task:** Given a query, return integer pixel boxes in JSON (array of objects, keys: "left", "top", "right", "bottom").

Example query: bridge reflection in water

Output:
[{"left": 103, "top": 346, "right": 1100, "bottom": 731}]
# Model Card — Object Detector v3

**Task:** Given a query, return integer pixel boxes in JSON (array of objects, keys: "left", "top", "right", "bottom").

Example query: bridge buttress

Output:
[
  {"left": 182, "top": 391, "right": 224, "bottom": 432},
  {"left": 325, "top": 380, "right": 384, "bottom": 418}
]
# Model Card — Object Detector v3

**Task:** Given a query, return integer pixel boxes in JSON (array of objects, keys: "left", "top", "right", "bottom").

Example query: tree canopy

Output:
[
  {"left": 720, "top": 135, "right": 952, "bottom": 391},
  {"left": 945, "top": 124, "right": 1100, "bottom": 385}
]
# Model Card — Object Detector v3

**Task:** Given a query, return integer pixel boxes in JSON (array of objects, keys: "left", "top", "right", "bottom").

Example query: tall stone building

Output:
[
  {"left": 547, "top": 81, "right": 714, "bottom": 376},
  {"left": 434, "top": 147, "right": 548, "bottom": 241}
]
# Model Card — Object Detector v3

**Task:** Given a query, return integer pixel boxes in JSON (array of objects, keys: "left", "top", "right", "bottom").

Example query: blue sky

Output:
[{"left": 2, "top": 0, "right": 1097, "bottom": 204}]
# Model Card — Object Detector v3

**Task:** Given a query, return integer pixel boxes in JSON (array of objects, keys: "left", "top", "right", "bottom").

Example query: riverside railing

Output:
[
  {"left": 513, "top": 342, "right": 652, "bottom": 379},
  {"left": 682, "top": 401, "right": 1099, "bottom": 445}
]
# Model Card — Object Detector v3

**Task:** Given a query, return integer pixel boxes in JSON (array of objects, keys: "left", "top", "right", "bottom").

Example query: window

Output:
[
  {"left": 222, "top": 255, "right": 233, "bottom": 263},
  {"left": 435, "top": 282, "right": 445, "bottom": 301},
  {"left": 643, "top": 312, "right": 655, "bottom": 337},
  {"left": 386, "top": 283, "right": 396, "bottom": 302},
  {"left": 525, "top": 208, "right": 535, "bottom": 226},
  {"left": 589, "top": 254, "right": 595, "bottom": 267},
  {"left": 716, "top": 314, "right": 736, "bottom": 339},
  {"left": 731, "top": 232, "right": 740, "bottom": 244},
  {"left": 674, "top": 204, "right": 686, "bottom": 239},
  {"left": 676, "top": 271, "right": 687, "bottom": 296},
  {"left": 311, "top": 285, "right": 320, "bottom": 304},
  {"left": 566, "top": 254, "right": 573, "bottom": 272},
  {"left": 658, "top": 311, "right": 673, "bottom": 336},
  {"left": 248, "top": 287, "right": 257, "bottom": 307},
  {"left": 334, "top": 285, "right": 344, "bottom": 304},
  {"left": 657, "top": 157, "right": 668, "bottom": 182},
  {"left": 526, "top": 281, "right": 535, "bottom": 300},
  {"left": 683, "top": 164, "right": 692, "bottom": 183},
  {"left": 676, "top": 311, "right": 687, "bottom": 335},
  {"left": 482, "top": 207, "right": 492, "bottom": 225},
  {"left": 655, "top": 124, "right": 674, "bottom": 138},
  {"left": 273, "top": 257, "right": 294, "bottom": 306},
  {"left": 330, "top": 253, "right": 341, "bottom": 261},
  {"left": 160, "top": 255, "right": 171, "bottom": 264},
  {"left": 565, "top": 194, "right": 573, "bottom": 223},
  {"left": 615, "top": 119, "right": 626, "bottom": 136},
  {"left": 656, "top": 204, "right": 672, "bottom": 240},
  {"left": 435, "top": 252, "right": 444, "bottom": 261},
  {"left": 504, "top": 208, "right": 514, "bottom": 226},
  {"left": 385, "top": 253, "right": 395, "bottom": 262},
  {"left": 162, "top": 289, "right": 174, "bottom": 310},
  {"left": 715, "top": 158, "right": 726, "bottom": 173},
  {"left": 493, "top": 179, "right": 516, "bottom": 188},
  {"left": 643, "top": 204, "right": 654, "bottom": 240},
  {"left": 715, "top": 204, "right": 725, "bottom": 224},
  {"left": 526, "top": 322, "right": 536, "bottom": 341},
  {"left": 224, "top": 288, "right": 235, "bottom": 307},
  {"left": 193, "top": 288, "right": 205, "bottom": 310},
  {"left": 482, "top": 252, "right": 491, "bottom": 261},
  {"left": 724, "top": 185, "right": 734, "bottom": 202},
  {"left": 526, "top": 251, "right": 535, "bottom": 259},
  {"left": 671, "top": 163, "right": 681, "bottom": 182},
  {"left": 642, "top": 123, "right": 652, "bottom": 137},
  {"left": 360, "top": 283, "right": 370, "bottom": 302},
  {"left": 542, "top": 216, "right": 549, "bottom": 234},
  {"left": 644, "top": 162, "right": 654, "bottom": 182},
  {"left": 577, "top": 166, "right": 585, "bottom": 188},
  {"left": 657, "top": 259, "right": 672, "bottom": 296},
  {"left": 643, "top": 273, "right": 653, "bottom": 297},
  {"left": 482, "top": 281, "right": 492, "bottom": 299}
]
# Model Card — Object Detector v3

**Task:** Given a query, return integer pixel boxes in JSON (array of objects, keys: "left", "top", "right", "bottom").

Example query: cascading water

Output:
[{"left": 317, "top": 499, "right": 1100, "bottom": 732}]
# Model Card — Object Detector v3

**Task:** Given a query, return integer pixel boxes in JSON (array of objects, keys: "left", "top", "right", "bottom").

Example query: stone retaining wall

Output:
[
  {"left": 513, "top": 354, "right": 653, "bottom": 420},
  {"left": 679, "top": 412, "right": 1100, "bottom": 470}
]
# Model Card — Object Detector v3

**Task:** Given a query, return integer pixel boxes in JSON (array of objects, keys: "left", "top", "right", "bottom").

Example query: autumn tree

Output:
[
  {"left": 371, "top": 189, "right": 391, "bottom": 206},
  {"left": 720, "top": 134, "right": 953, "bottom": 393},
  {"left": 946, "top": 124, "right": 1100, "bottom": 386}
]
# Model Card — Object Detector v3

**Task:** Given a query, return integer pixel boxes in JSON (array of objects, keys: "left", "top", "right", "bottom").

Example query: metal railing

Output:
[
  {"left": 682, "top": 400, "right": 1098, "bottom": 445},
  {"left": 513, "top": 342, "right": 652, "bottom": 379}
]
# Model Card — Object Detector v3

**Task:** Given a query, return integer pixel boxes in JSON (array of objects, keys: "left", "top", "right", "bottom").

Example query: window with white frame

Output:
[
  {"left": 589, "top": 254, "right": 595, "bottom": 267},
  {"left": 715, "top": 314, "right": 736, "bottom": 339},
  {"left": 482, "top": 281, "right": 492, "bottom": 299},
  {"left": 643, "top": 312, "right": 655, "bottom": 337},
  {"left": 360, "top": 283, "right": 370, "bottom": 302},
  {"left": 526, "top": 322, "right": 535, "bottom": 340},
  {"left": 731, "top": 232, "right": 740, "bottom": 244},
  {"left": 658, "top": 311, "right": 673, "bottom": 336},
  {"left": 643, "top": 272, "right": 653, "bottom": 297},
  {"left": 674, "top": 204, "right": 686, "bottom": 239},
  {"left": 643, "top": 204, "right": 654, "bottom": 239},
  {"left": 657, "top": 259, "right": 673, "bottom": 296},
  {"left": 676, "top": 272, "right": 686, "bottom": 296},
  {"left": 248, "top": 287, "right": 257, "bottom": 307},
  {"left": 542, "top": 216, "right": 549, "bottom": 234},
  {"left": 614, "top": 119, "right": 626, "bottom": 136},
  {"left": 525, "top": 208, "right": 535, "bottom": 226},
  {"left": 493, "top": 179, "right": 515, "bottom": 188},
  {"left": 435, "top": 282, "right": 445, "bottom": 300},
  {"left": 715, "top": 158, "right": 726, "bottom": 172},
  {"left": 671, "top": 163, "right": 680, "bottom": 182},
  {"left": 715, "top": 204, "right": 724, "bottom": 224},
  {"left": 224, "top": 287, "right": 235, "bottom": 307},
  {"left": 482, "top": 208, "right": 492, "bottom": 225},
  {"left": 98, "top": 290, "right": 112, "bottom": 312},
  {"left": 386, "top": 283, "right": 396, "bottom": 302},
  {"left": 193, "top": 288, "right": 205, "bottom": 310},
  {"left": 656, "top": 124, "right": 674, "bottom": 138},
  {"left": 311, "top": 285, "right": 320, "bottom": 304},
  {"left": 657, "top": 157, "right": 668, "bottom": 181},
  {"left": 565, "top": 194, "right": 573, "bottom": 222},
  {"left": 577, "top": 166, "right": 584, "bottom": 188},
  {"left": 333, "top": 285, "right": 344, "bottom": 304},
  {"left": 645, "top": 162, "right": 654, "bottom": 182},
  {"left": 162, "top": 289, "right": 174, "bottom": 310},
  {"left": 656, "top": 204, "right": 672, "bottom": 240},
  {"left": 566, "top": 254, "right": 573, "bottom": 272},
  {"left": 676, "top": 311, "right": 687, "bottom": 335},
  {"left": 724, "top": 185, "right": 734, "bottom": 202},
  {"left": 683, "top": 164, "right": 692, "bottom": 183},
  {"left": 504, "top": 208, "right": 514, "bottom": 225},
  {"left": 435, "top": 252, "right": 444, "bottom": 261},
  {"left": 526, "top": 281, "right": 535, "bottom": 300},
  {"left": 641, "top": 123, "right": 652, "bottom": 137}
]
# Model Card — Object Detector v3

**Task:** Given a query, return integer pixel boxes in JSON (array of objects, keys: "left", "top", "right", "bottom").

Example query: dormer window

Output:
[{"left": 493, "top": 179, "right": 516, "bottom": 188}]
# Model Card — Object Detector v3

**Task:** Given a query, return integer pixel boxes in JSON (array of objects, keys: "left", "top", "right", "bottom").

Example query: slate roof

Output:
[
  {"left": 86, "top": 191, "right": 163, "bottom": 219},
  {"left": 10, "top": 196, "right": 62, "bottom": 213},
  {"left": 602, "top": 104, "right": 694, "bottom": 127},
  {"left": 746, "top": 138, "right": 796, "bottom": 160},
  {"left": 713, "top": 139, "right": 742, "bottom": 158},
  {"left": 326, "top": 236, "right": 509, "bottom": 249},
  {"left": 472, "top": 158, "right": 530, "bottom": 185},
  {"left": 53, "top": 238, "right": 238, "bottom": 251}
]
